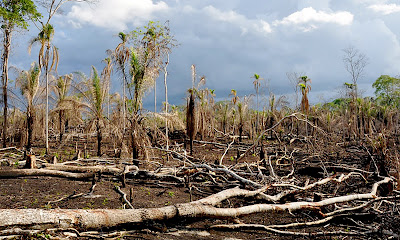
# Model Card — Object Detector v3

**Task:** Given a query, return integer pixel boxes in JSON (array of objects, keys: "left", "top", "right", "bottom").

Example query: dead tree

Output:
[{"left": 186, "top": 90, "right": 196, "bottom": 155}]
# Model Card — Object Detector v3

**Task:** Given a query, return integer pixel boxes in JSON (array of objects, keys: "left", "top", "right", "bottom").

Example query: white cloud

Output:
[
  {"left": 203, "top": 5, "right": 272, "bottom": 34},
  {"left": 67, "top": 0, "right": 169, "bottom": 31},
  {"left": 274, "top": 7, "right": 353, "bottom": 30},
  {"left": 368, "top": 4, "right": 400, "bottom": 15}
]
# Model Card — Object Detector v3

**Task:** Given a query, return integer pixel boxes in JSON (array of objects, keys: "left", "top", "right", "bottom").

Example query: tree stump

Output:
[
  {"left": 24, "top": 154, "right": 37, "bottom": 169},
  {"left": 49, "top": 155, "right": 57, "bottom": 164}
]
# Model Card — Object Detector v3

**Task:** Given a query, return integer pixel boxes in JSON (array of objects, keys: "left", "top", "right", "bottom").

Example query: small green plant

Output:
[
  {"left": 36, "top": 233, "right": 50, "bottom": 239},
  {"left": 168, "top": 191, "right": 175, "bottom": 198},
  {"left": 141, "top": 187, "right": 151, "bottom": 195},
  {"left": 85, "top": 201, "right": 94, "bottom": 209},
  {"left": 230, "top": 156, "right": 234, "bottom": 161},
  {"left": 102, "top": 198, "right": 109, "bottom": 206},
  {"left": 14, "top": 161, "right": 19, "bottom": 167},
  {"left": 43, "top": 204, "right": 52, "bottom": 209},
  {"left": 40, "top": 149, "right": 46, "bottom": 157}
]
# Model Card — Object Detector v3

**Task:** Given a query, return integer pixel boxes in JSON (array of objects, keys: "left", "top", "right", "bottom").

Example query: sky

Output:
[{"left": 9, "top": 0, "right": 400, "bottom": 110}]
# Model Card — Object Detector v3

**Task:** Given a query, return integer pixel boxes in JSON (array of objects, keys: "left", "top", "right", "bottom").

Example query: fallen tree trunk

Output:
[
  {"left": 0, "top": 177, "right": 391, "bottom": 230},
  {"left": 43, "top": 164, "right": 138, "bottom": 175},
  {"left": 0, "top": 169, "right": 94, "bottom": 179}
]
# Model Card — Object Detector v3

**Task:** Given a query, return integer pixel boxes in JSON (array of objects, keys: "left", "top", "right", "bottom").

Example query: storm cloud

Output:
[{"left": 10, "top": 0, "right": 400, "bottom": 109}]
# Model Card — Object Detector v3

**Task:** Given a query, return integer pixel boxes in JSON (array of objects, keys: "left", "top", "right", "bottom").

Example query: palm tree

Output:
[
  {"left": 130, "top": 48, "right": 146, "bottom": 113},
  {"left": 15, "top": 62, "right": 41, "bottom": 151},
  {"left": 28, "top": 23, "right": 59, "bottom": 153},
  {"left": 101, "top": 57, "right": 113, "bottom": 120},
  {"left": 216, "top": 101, "right": 230, "bottom": 134},
  {"left": 113, "top": 32, "right": 130, "bottom": 130},
  {"left": 163, "top": 53, "right": 170, "bottom": 151},
  {"left": 76, "top": 67, "right": 108, "bottom": 156},
  {"left": 298, "top": 76, "right": 311, "bottom": 114},
  {"left": 252, "top": 73, "right": 263, "bottom": 134},
  {"left": 230, "top": 89, "right": 239, "bottom": 134},
  {"left": 298, "top": 76, "right": 311, "bottom": 137},
  {"left": 51, "top": 74, "right": 83, "bottom": 142},
  {"left": 237, "top": 96, "right": 250, "bottom": 142}
]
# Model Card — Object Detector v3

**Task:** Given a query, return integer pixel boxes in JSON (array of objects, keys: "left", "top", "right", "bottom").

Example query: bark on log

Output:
[
  {"left": 0, "top": 169, "right": 94, "bottom": 179},
  {"left": 0, "top": 177, "right": 391, "bottom": 230}
]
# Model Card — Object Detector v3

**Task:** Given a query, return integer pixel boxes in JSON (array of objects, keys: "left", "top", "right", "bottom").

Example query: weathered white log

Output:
[
  {"left": 0, "top": 147, "right": 24, "bottom": 154},
  {"left": 0, "top": 177, "right": 391, "bottom": 230},
  {"left": 43, "top": 164, "right": 138, "bottom": 175},
  {"left": 0, "top": 169, "right": 94, "bottom": 179}
]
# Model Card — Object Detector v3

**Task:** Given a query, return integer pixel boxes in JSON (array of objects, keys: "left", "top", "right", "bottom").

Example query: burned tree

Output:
[
  {"left": 186, "top": 88, "right": 196, "bottom": 155},
  {"left": 15, "top": 62, "right": 41, "bottom": 152}
]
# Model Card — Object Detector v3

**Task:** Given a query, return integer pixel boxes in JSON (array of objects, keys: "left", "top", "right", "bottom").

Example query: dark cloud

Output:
[{"left": 7, "top": 0, "right": 400, "bottom": 110}]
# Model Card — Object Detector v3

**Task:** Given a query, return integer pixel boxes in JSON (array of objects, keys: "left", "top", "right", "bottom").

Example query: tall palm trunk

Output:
[
  {"left": 59, "top": 110, "right": 63, "bottom": 142},
  {"left": 164, "top": 54, "right": 169, "bottom": 152},
  {"left": 1, "top": 28, "right": 11, "bottom": 148},
  {"left": 122, "top": 67, "right": 127, "bottom": 132},
  {"left": 256, "top": 86, "right": 259, "bottom": 134},
  {"left": 27, "top": 110, "right": 34, "bottom": 152},
  {"left": 133, "top": 72, "right": 145, "bottom": 113},
  {"left": 45, "top": 44, "right": 50, "bottom": 153},
  {"left": 96, "top": 118, "right": 102, "bottom": 156}
]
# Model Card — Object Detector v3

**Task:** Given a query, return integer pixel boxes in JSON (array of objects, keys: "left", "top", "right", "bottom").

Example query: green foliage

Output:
[
  {"left": 129, "top": 48, "right": 146, "bottom": 112},
  {"left": 372, "top": 75, "right": 400, "bottom": 107},
  {"left": 344, "top": 82, "right": 355, "bottom": 89},
  {"left": 0, "top": 0, "right": 41, "bottom": 30},
  {"left": 127, "top": 21, "right": 176, "bottom": 112},
  {"left": 76, "top": 66, "right": 108, "bottom": 120},
  {"left": 324, "top": 98, "right": 351, "bottom": 111},
  {"left": 91, "top": 66, "right": 103, "bottom": 114},
  {"left": 29, "top": 23, "right": 59, "bottom": 72}
]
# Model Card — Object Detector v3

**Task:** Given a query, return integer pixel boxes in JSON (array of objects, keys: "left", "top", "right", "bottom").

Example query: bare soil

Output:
[{"left": 0, "top": 133, "right": 399, "bottom": 239}]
